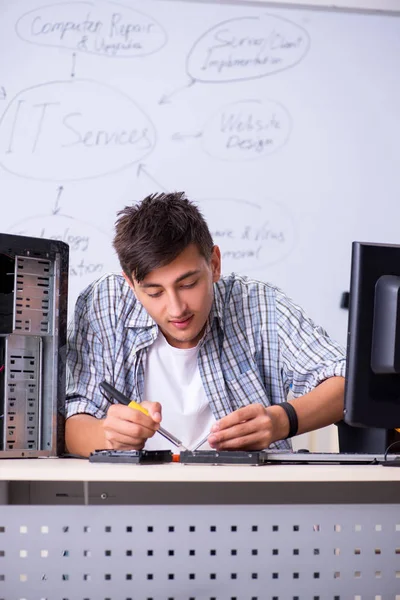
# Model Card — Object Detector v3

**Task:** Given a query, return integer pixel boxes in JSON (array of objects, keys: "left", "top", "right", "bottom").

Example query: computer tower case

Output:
[{"left": 0, "top": 233, "right": 69, "bottom": 457}]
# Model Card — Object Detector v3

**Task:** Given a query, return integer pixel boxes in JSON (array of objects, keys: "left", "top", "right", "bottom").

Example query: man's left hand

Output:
[{"left": 208, "top": 403, "right": 286, "bottom": 450}]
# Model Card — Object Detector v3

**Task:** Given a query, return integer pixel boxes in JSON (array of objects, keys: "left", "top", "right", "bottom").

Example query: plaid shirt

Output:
[{"left": 66, "top": 273, "right": 346, "bottom": 449}]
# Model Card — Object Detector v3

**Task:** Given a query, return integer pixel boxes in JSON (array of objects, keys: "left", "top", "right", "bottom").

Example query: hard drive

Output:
[
  {"left": 179, "top": 450, "right": 268, "bottom": 465},
  {"left": 89, "top": 449, "right": 173, "bottom": 464}
]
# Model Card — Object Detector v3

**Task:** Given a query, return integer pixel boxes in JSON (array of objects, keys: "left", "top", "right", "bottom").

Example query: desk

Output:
[{"left": 1, "top": 459, "right": 400, "bottom": 599}]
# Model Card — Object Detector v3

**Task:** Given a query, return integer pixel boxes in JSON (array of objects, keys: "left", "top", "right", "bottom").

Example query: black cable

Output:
[{"left": 384, "top": 439, "right": 400, "bottom": 461}]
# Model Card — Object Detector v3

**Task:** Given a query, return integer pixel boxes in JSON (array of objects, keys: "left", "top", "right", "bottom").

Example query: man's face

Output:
[{"left": 126, "top": 244, "right": 221, "bottom": 349}]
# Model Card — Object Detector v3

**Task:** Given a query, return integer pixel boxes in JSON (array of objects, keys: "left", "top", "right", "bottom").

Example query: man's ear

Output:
[
  {"left": 211, "top": 245, "right": 221, "bottom": 282},
  {"left": 122, "top": 271, "right": 136, "bottom": 295}
]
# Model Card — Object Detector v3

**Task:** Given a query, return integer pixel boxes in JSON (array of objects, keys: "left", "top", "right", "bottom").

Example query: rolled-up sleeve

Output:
[
  {"left": 276, "top": 289, "right": 346, "bottom": 397},
  {"left": 66, "top": 283, "right": 114, "bottom": 420}
]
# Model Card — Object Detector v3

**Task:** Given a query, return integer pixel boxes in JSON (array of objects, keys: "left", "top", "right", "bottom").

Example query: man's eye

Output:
[
  {"left": 147, "top": 291, "right": 162, "bottom": 298},
  {"left": 181, "top": 281, "right": 197, "bottom": 289}
]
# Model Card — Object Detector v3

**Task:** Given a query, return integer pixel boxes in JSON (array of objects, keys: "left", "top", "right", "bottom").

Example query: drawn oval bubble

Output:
[
  {"left": 15, "top": 1, "right": 167, "bottom": 58},
  {"left": 198, "top": 198, "right": 296, "bottom": 271},
  {"left": 202, "top": 99, "right": 291, "bottom": 161},
  {"left": 8, "top": 213, "right": 117, "bottom": 311},
  {"left": 0, "top": 79, "right": 156, "bottom": 181},
  {"left": 187, "top": 14, "right": 310, "bottom": 83}
]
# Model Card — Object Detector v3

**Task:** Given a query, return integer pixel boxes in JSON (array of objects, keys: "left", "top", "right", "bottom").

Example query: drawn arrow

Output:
[
  {"left": 53, "top": 185, "right": 64, "bottom": 214},
  {"left": 171, "top": 132, "right": 202, "bottom": 141},
  {"left": 136, "top": 164, "right": 168, "bottom": 192},
  {"left": 71, "top": 53, "right": 76, "bottom": 78},
  {"left": 159, "top": 78, "right": 196, "bottom": 104}
]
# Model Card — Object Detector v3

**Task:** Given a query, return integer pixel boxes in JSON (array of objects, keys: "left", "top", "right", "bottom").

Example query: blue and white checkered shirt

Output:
[{"left": 66, "top": 273, "right": 346, "bottom": 449}]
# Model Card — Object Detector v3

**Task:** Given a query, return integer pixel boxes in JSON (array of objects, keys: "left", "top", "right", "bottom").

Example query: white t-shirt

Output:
[{"left": 143, "top": 332, "right": 215, "bottom": 451}]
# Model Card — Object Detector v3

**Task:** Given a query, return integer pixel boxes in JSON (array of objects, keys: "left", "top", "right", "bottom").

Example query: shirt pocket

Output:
[{"left": 225, "top": 369, "right": 269, "bottom": 411}]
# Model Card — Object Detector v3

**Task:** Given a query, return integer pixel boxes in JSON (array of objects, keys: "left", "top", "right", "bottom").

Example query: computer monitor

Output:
[{"left": 344, "top": 242, "right": 400, "bottom": 433}]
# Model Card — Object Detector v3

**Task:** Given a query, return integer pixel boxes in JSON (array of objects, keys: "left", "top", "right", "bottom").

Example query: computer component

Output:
[
  {"left": 262, "top": 450, "right": 388, "bottom": 464},
  {"left": 179, "top": 449, "right": 391, "bottom": 465},
  {"left": 89, "top": 449, "right": 173, "bottom": 464},
  {"left": 0, "top": 233, "right": 68, "bottom": 457},
  {"left": 344, "top": 242, "right": 400, "bottom": 430},
  {"left": 180, "top": 450, "right": 269, "bottom": 465}
]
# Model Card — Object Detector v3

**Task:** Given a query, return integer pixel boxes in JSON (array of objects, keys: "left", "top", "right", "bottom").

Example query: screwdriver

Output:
[
  {"left": 192, "top": 433, "right": 210, "bottom": 451},
  {"left": 99, "top": 380, "right": 188, "bottom": 451}
]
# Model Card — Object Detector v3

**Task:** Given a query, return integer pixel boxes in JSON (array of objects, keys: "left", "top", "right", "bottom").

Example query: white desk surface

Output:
[{"left": 0, "top": 458, "right": 400, "bottom": 482}]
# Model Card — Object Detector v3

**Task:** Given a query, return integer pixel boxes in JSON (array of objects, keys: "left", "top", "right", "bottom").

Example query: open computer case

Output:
[{"left": 0, "top": 233, "right": 69, "bottom": 457}]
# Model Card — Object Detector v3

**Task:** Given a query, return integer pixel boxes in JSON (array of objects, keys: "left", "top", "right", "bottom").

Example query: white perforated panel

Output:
[{"left": 1, "top": 504, "right": 400, "bottom": 600}]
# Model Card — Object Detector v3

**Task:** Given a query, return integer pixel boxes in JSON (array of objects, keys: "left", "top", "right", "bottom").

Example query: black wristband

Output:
[{"left": 279, "top": 402, "right": 299, "bottom": 439}]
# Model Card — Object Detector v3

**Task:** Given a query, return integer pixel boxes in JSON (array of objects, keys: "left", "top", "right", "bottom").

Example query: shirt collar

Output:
[
  {"left": 201, "top": 282, "right": 226, "bottom": 342},
  {"left": 125, "top": 298, "right": 156, "bottom": 329}
]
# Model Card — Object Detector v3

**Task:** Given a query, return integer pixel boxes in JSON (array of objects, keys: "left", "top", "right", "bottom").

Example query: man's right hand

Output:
[{"left": 102, "top": 401, "right": 162, "bottom": 450}]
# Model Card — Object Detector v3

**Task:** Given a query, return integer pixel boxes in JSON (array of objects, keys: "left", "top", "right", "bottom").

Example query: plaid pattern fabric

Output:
[{"left": 66, "top": 273, "right": 346, "bottom": 449}]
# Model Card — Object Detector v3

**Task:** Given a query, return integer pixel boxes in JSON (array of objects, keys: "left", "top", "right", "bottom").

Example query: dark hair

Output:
[{"left": 113, "top": 192, "right": 214, "bottom": 282}]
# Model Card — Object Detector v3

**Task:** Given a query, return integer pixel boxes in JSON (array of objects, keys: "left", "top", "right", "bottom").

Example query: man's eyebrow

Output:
[{"left": 140, "top": 270, "right": 201, "bottom": 288}]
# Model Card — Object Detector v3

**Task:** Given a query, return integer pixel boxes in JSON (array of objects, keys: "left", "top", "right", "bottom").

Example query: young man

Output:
[{"left": 65, "top": 192, "right": 345, "bottom": 457}]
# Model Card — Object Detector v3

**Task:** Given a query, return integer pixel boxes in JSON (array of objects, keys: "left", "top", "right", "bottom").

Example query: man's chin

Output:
[{"left": 163, "top": 326, "right": 203, "bottom": 349}]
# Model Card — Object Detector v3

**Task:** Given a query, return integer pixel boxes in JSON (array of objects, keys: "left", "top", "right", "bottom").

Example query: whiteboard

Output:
[{"left": 1, "top": 0, "right": 400, "bottom": 348}]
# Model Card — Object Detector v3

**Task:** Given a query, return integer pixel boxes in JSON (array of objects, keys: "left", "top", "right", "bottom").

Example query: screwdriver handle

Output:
[{"left": 100, "top": 381, "right": 149, "bottom": 416}]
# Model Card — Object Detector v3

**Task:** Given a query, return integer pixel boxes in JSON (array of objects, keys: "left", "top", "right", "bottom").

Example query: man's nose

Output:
[{"left": 167, "top": 292, "right": 187, "bottom": 318}]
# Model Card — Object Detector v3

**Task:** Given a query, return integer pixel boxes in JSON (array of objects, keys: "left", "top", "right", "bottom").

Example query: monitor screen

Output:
[{"left": 344, "top": 242, "right": 400, "bottom": 429}]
